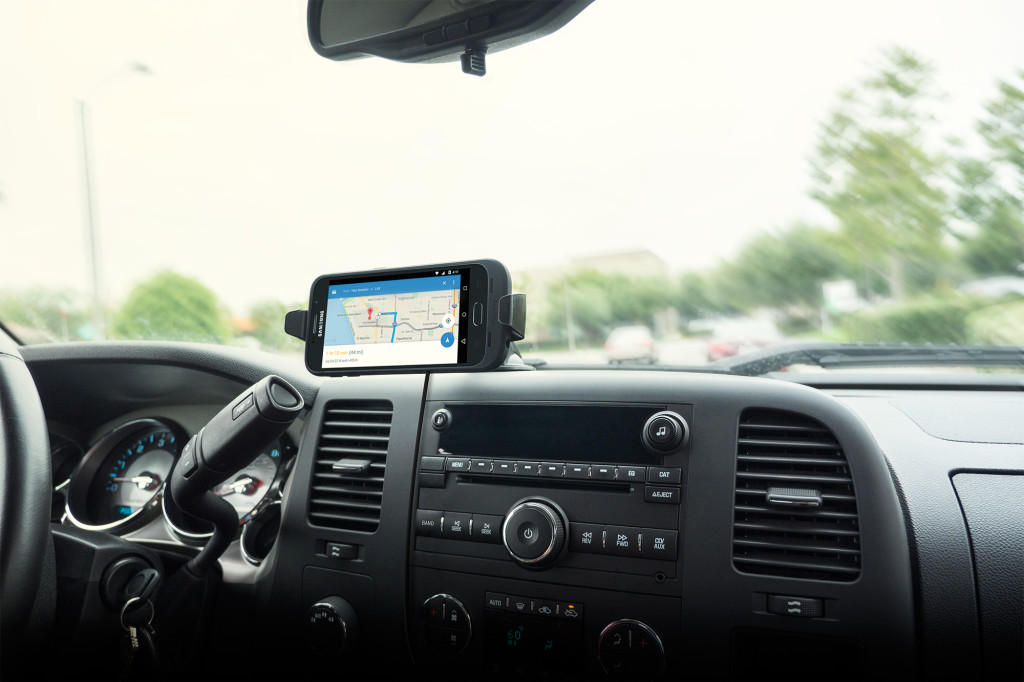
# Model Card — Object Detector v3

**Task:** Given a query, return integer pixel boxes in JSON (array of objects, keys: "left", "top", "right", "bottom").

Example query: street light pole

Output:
[
  {"left": 76, "top": 97, "right": 105, "bottom": 340},
  {"left": 76, "top": 62, "right": 151, "bottom": 341}
]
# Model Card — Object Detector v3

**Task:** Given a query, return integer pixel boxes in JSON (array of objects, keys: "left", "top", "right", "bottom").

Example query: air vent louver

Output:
[
  {"left": 308, "top": 400, "right": 392, "bottom": 532},
  {"left": 732, "top": 408, "right": 861, "bottom": 582}
]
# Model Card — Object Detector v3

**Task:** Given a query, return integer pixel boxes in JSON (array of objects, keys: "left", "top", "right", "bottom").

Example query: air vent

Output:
[
  {"left": 732, "top": 408, "right": 861, "bottom": 582},
  {"left": 308, "top": 400, "right": 393, "bottom": 532}
]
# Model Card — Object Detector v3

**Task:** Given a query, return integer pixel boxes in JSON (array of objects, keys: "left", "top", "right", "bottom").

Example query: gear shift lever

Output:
[{"left": 168, "top": 375, "right": 303, "bottom": 575}]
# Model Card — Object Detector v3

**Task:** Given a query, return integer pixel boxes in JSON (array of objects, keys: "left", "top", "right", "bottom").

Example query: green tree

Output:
[
  {"left": 0, "top": 288, "right": 91, "bottom": 343},
  {"left": 727, "top": 224, "right": 859, "bottom": 310},
  {"left": 112, "top": 270, "right": 231, "bottom": 343},
  {"left": 540, "top": 270, "right": 673, "bottom": 347},
  {"left": 247, "top": 300, "right": 304, "bottom": 352},
  {"left": 811, "top": 47, "right": 950, "bottom": 300},
  {"left": 955, "top": 71, "right": 1024, "bottom": 275},
  {"left": 674, "top": 271, "right": 720, "bottom": 320}
]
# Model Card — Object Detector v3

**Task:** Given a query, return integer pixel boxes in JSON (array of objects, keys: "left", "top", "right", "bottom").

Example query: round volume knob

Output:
[
  {"left": 306, "top": 596, "right": 358, "bottom": 655},
  {"left": 641, "top": 411, "right": 688, "bottom": 453},
  {"left": 502, "top": 500, "right": 566, "bottom": 567}
]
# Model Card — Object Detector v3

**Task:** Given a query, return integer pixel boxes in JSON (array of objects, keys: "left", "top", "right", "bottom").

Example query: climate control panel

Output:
[{"left": 412, "top": 568, "right": 679, "bottom": 679}]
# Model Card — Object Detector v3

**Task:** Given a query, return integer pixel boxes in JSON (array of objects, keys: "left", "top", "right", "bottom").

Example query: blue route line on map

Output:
[{"left": 380, "top": 312, "right": 398, "bottom": 342}]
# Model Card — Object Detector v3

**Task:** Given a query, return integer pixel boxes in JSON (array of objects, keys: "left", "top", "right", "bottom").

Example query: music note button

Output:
[{"left": 642, "top": 411, "right": 688, "bottom": 452}]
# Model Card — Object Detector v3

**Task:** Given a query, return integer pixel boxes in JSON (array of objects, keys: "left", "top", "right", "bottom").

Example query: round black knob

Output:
[
  {"left": 307, "top": 596, "right": 358, "bottom": 655},
  {"left": 422, "top": 593, "right": 471, "bottom": 654},
  {"left": 502, "top": 500, "right": 566, "bottom": 566},
  {"left": 598, "top": 619, "right": 665, "bottom": 680},
  {"left": 641, "top": 411, "right": 688, "bottom": 453},
  {"left": 431, "top": 408, "right": 452, "bottom": 431}
]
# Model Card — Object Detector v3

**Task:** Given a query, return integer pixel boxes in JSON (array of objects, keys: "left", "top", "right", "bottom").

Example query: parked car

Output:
[
  {"left": 958, "top": 275, "right": 1024, "bottom": 298},
  {"left": 698, "top": 318, "right": 783, "bottom": 362},
  {"left": 605, "top": 325, "right": 658, "bottom": 364}
]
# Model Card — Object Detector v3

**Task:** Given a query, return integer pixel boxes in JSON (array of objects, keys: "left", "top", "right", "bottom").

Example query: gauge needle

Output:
[
  {"left": 215, "top": 477, "right": 260, "bottom": 497},
  {"left": 111, "top": 474, "right": 160, "bottom": 491}
]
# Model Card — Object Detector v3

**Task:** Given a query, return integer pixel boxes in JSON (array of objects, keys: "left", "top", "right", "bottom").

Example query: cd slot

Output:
[{"left": 455, "top": 474, "right": 632, "bottom": 494}]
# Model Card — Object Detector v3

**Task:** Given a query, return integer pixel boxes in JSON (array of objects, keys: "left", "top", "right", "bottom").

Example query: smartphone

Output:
[{"left": 302, "top": 260, "right": 514, "bottom": 376}]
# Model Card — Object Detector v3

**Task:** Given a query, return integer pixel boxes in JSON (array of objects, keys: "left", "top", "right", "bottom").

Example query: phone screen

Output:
[{"left": 318, "top": 268, "right": 470, "bottom": 370}]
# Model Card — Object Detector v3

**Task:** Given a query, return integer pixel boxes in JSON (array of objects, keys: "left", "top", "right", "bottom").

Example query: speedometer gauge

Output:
[
  {"left": 65, "top": 419, "right": 187, "bottom": 533},
  {"left": 88, "top": 428, "right": 178, "bottom": 524}
]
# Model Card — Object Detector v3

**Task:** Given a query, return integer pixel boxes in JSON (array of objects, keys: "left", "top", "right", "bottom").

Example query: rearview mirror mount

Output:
[{"left": 308, "top": 0, "right": 593, "bottom": 76}]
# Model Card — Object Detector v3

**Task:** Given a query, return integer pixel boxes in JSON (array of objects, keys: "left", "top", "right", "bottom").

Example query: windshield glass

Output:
[{"left": 2, "top": 1, "right": 1023, "bottom": 371}]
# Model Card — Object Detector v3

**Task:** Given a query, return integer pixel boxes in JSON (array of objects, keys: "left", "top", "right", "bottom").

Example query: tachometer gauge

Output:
[
  {"left": 213, "top": 452, "right": 278, "bottom": 519},
  {"left": 163, "top": 439, "right": 294, "bottom": 540},
  {"left": 65, "top": 419, "right": 187, "bottom": 533}
]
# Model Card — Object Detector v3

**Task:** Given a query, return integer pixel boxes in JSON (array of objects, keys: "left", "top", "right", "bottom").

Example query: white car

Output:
[
  {"left": 959, "top": 276, "right": 1024, "bottom": 298},
  {"left": 605, "top": 326, "right": 658, "bottom": 364}
]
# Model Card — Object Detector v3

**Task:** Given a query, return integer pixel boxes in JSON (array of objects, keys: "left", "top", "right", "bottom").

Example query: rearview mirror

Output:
[{"left": 308, "top": 0, "right": 592, "bottom": 76}]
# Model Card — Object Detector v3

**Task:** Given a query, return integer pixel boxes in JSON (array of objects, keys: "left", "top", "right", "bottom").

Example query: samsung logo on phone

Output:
[{"left": 317, "top": 310, "right": 325, "bottom": 338}]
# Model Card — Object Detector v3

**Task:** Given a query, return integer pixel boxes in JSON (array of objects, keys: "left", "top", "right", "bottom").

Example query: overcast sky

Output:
[{"left": 2, "top": 0, "right": 1023, "bottom": 313}]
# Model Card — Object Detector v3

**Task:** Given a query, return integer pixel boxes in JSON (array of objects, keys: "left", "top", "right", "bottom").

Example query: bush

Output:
[
  {"left": 839, "top": 295, "right": 986, "bottom": 344},
  {"left": 967, "top": 299, "right": 1024, "bottom": 345}
]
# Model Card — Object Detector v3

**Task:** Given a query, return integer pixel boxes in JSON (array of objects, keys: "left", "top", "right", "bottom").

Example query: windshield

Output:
[{"left": 2, "top": 1, "right": 1023, "bottom": 371}]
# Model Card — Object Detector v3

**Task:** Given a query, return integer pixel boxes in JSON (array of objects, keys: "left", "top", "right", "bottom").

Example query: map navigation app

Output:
[{"left": 322, "top": 274, "right": 462, "bottom": 368}]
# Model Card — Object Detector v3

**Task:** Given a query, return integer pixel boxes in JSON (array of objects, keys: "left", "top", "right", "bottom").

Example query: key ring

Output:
[{"left": 120, "top": 596, "right": 154, "bottom": 629}]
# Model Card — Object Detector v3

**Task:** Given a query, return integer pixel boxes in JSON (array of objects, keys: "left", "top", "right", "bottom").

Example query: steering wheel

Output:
[{"left": 0, "top": 336, "right": 52, "bottom": 648}]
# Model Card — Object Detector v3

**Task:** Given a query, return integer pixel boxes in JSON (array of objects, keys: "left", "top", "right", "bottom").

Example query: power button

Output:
[{"left": 431, "top": 408, "right": 452, "bottom": 431}]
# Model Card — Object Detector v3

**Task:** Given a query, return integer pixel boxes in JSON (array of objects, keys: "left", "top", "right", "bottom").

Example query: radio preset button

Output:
[
  {"left": 647, "top": 467, "right": 682, "bottom": 485},
  {"left": 644, "top": 485, "right": 681, "bottom": 504},
  {"left": 471, "top": 514, "right": 504, "bottom": 543},
  {"left": 415, "top": 509, "right": 443, "bottom": 537},
  {"left": 615, "top": 466, "right": 646, "bottom": 482},
  {"left": 442, "top": 512, "right": 472, "bottom": 538},
  {"left": 569, "top": 523, "right": 605, "bottom": 554},
  {"left": 540, "top": 463, "right": 565, "bottom": 478},
  {"left": 492, "top": 459, "right": 515, "bottom": 475},
  {"left": 591, "top": 465, "right": 616, "bottom": 480},
  {"left": 515, "top": 461, "right": 540, "bottom": 476},
  {"left": 606, "top": 525, "right": 642, "bottom": 557},
  {"left": 640, "top": 528, "right": 678, "bottom": 560},
  {"left": 445, "top": 458, "right": 471, "bottom": 472},
  {"left": 471, "top": 459, "right": 493, "bottom": 474},
  {"left": 566, "top": 464, "right": 590, "bottom": 479}
]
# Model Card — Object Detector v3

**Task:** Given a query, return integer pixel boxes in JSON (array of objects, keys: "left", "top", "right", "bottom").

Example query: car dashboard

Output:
[{"left": 19, "top": 342, "right": 1024, "bottom": 681}]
